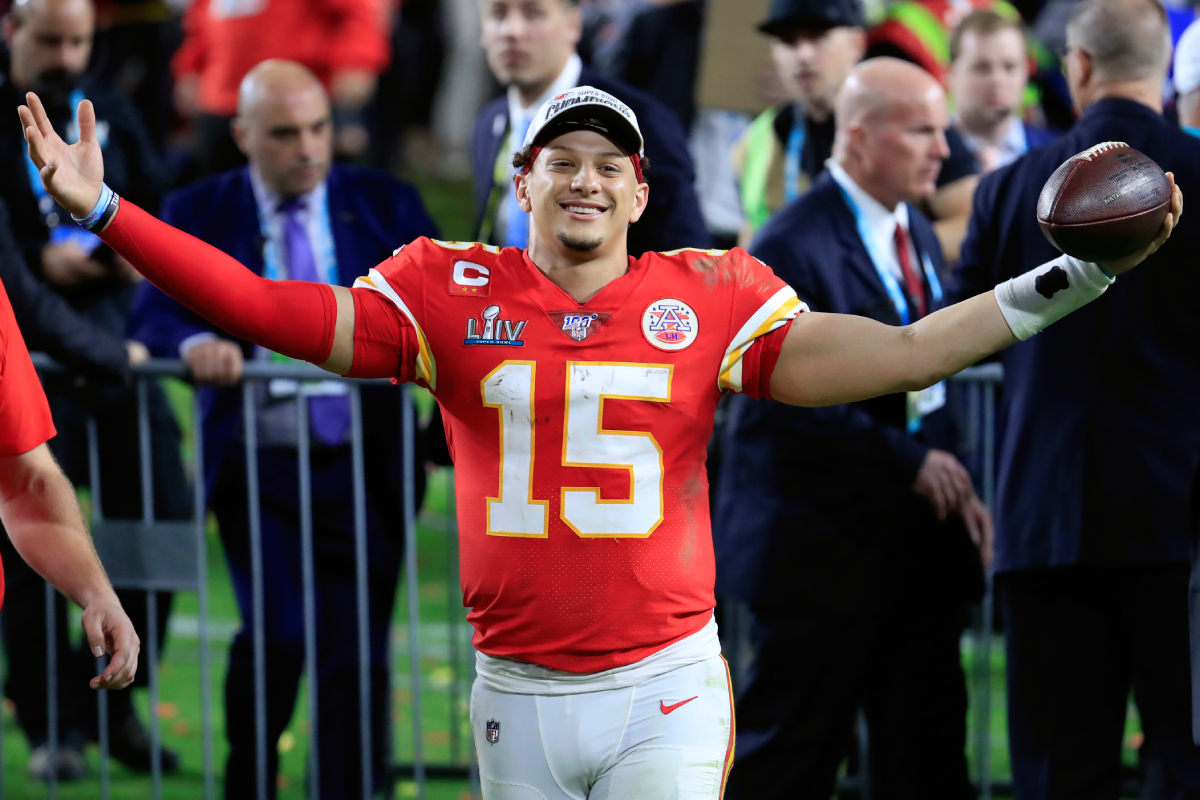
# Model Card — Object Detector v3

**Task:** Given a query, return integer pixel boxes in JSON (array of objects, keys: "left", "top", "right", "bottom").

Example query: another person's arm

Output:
[
  {"left": 0, "top": 274, "right": 137, "bottom": 689},
  {"left": 0, "top": 444, "right": 139, "bottom": 689},
  {"left": 171, "top": 0, "right": 210, "bottom": 119},
  {"left": 922, "top": 128, "right": 980, "bottom": 264},
  {"left": 327, "top": 0, "right": 390, "bottom": 155},
  {"left": 927, "top": 174, "right": 978, "bottom": 265}
]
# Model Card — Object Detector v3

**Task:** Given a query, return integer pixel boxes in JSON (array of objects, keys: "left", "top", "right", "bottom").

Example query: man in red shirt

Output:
[
  {"left": 0, "top": 277, "right": 138, "bottom": 692},
  {"left": 19, "top": 84, "right": 1179, "bottom": 797},
  {"left": 172, "top": 0, "right": 389, "bottom": 172}
]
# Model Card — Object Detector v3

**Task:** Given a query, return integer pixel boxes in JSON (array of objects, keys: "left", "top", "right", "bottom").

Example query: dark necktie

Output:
[
  {"left": 893, "top": 223, "right": 926, "bottom": 319},
  {"left": 279, "top": 198, "right": 351, "bottom": 446}
]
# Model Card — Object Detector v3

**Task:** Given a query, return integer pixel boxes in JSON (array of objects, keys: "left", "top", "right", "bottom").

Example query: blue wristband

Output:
[
  {"left": 1097, "top": 263, "right": 1115, "bottom": 280},
  {"left": 71, "top": 184, "right": 114, "bottom": 230}
]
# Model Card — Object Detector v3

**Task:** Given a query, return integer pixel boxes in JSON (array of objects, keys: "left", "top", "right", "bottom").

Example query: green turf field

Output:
[{"left": 0, "top": 174, "right": 1147, "bottom": 798}]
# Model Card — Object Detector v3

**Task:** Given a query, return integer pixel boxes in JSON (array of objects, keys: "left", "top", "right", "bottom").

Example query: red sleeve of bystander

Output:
[{"left": 0, "top": 282, "right": 55, "bottom": 457}]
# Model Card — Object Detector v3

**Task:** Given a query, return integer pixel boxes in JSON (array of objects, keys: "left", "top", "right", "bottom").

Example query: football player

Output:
[{"left": 18, "top": 85, "right": 1179, "bottom": 799}]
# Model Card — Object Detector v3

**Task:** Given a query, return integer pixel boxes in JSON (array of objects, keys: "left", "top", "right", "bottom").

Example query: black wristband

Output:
[{"left": 93, "top": 192, "right": 121, "bottom": 234}]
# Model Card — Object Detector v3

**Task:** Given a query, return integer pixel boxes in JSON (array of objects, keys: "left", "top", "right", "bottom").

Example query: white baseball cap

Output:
[
  {"left": 522, "top": 86, "right": 646, "bottom": 161},
  {"left": 1176, "top": 20, "right": 1200, "bottom": 97}
]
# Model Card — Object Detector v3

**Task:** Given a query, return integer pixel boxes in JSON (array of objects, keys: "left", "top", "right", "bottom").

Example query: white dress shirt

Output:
[
  {"left": 826, "top": 158, "right": 921, "bottom": 287},
  {"left": 955, "top": 116, "right": 1028, "bottom": 173}
]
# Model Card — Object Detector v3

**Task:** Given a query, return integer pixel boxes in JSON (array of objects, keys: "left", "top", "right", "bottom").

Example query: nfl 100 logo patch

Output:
[
  {"left": 562, "top": 313, "right": 599, "bottom": 340},
  {"left": 642, "top": 299, "right": 699, "bottom": 351},
  {"left": 486, "top": 719, "right": 501, "bottom": 744}
]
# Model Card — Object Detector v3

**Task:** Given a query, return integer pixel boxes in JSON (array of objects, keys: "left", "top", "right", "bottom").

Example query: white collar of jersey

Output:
[
  {"left": 507, "top": 53, "right": 584, "bottom": 132},
  {"left": 827, "top": 158, "right": 910, "bottom": 246},
  {"left": 248, "top": 165, "right": 328, "bottom": 221}
]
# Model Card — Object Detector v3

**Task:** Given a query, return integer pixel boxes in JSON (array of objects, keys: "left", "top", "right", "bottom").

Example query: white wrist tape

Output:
[{"left": 993, "top": 255, "right": 1114, "bottom": 341}]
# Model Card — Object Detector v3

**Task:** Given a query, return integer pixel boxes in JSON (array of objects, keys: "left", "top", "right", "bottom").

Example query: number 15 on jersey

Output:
[{"left": 481, "top": 360, "right": 673, "bottom": 539}]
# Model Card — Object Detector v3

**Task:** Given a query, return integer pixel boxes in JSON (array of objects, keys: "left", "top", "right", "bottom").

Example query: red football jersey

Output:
[{"left": 356, "top": 239, "right": 804, "bottom": 672}]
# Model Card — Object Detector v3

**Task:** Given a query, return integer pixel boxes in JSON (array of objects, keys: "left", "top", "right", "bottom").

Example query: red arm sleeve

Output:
[
  {"left": 0, "top": 283, "right": 55, "bottom": 456},
  {"left": 736, "top": 318, "right": 793, "bottom": 401},
  {"left": 346, "top": 287, "right": 417, "bottom": 381},
  {"left": 101, "top": 201, "right": 337, "bottom": 365}
]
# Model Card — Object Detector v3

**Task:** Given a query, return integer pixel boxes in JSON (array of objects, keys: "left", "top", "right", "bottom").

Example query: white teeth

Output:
[{"left": 566, "top": 206, "right": 603, "bottom": 215}]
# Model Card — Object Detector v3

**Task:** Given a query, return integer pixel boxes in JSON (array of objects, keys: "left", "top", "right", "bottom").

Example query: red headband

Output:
[{"left": 523, "top": 145, "right": 644, "bottom": 184}]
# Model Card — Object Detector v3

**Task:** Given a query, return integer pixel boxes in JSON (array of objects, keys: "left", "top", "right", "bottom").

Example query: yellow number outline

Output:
[
  {"left": 559, "top": 361, "right": 673, "bottom": 539},
  {"left": 481, "top": 360, "right": 549, "bottom": 538}
]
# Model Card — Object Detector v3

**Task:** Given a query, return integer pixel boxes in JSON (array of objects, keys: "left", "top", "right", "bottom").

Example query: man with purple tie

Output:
[{"left": 128, "top": 60, "right": 438, "bottom": 799}]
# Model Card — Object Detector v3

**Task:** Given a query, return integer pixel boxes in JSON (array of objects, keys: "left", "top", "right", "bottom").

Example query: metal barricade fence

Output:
[
  {"left": 18, "top": 355, "right": 1004, "bottom": 800},
  {"left": 719, "top": 363, "right": 1005, "bottom": 800},
  {"left": 23, "top": 355, "right": 475, "bottom": 800}
]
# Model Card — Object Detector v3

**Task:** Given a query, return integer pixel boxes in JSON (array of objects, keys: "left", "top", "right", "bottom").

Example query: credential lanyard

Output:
[
  {"left": 24, "top": 89, "right": 85, "bottom": 225},
  {"left": 835, "top": 183, "right": 943, "bottom": 326},
  {"left": 479, "top": 121, "right": 523, "bottom": 244},
  {"left": 783, "top": 108, "right": 806, "bottom": 203}
]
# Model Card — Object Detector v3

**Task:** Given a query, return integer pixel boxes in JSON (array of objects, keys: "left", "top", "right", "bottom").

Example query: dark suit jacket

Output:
[
  {"left": 714, "top": 171, "right": 983, "bottom": 613},
  {"left": 128, "top": 164, "right": 438, "bottom": 495},
  {"left": 0, "top": 197, "right": 128, "bottom": 379},
  {"left": 470, "top": 66, "right": 711, "bottom": 256},
  {"left": 950, "top": 98, "right": 1200, "bottom": 574},
  {"left": 1024, "top": 122, "right": 1056, "bottom": 151},
  {"left": 0, "top": 60, "right": 165, "bottom": 379},
  {"left": 0, "top": 62, "right": 166, "bottom": 276}
]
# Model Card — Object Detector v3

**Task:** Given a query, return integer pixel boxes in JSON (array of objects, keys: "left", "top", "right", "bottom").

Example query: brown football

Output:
[{"left": 1037, "top": 142, "right": 1170, "bottom": 263}]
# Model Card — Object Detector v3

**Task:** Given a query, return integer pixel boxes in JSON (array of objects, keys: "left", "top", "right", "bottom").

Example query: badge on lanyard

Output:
[{"left": 835, "top": 178, "right": 947, "bottom": 432}]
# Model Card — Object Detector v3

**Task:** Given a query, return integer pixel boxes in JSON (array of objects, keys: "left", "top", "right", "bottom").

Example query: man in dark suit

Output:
[
  {"left": 0, "top": 195, "right": 139, "bottom": 381},
  {"left": 949, "top": 0, "right": 1200, "bottom": 794},
  {"left": 0, "top": 0, "right": 183, "bottom": 780},
  {"left": 471, "top": 0, "right": 710, "bottom": 255},
  {"left": 129, "top": 60, "right": 437, "bottom": 800},
  {"left": 715, "top": 58, "right": 991, "bottom": 800}
]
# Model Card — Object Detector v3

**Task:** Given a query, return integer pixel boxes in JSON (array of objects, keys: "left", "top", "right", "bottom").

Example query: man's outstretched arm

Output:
[
  {"left": 17, "top": 93, "right": 361, "bottom": 376},
  {"left": 770, "top": 178, "right": 1182, "bottom": 407},
  {"left": 0, "top": 444, "right": 139, "bottom": 689}
]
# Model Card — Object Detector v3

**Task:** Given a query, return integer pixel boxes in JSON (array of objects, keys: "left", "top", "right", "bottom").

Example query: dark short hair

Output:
[
  {"left": 512, "top": 143, "right": 651, "bottom": 180},
  {"left": 950, "top": 10, "right": 1026, "bottom": 64}
]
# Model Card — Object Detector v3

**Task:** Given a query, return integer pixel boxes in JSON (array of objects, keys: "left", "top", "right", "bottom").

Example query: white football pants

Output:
[{"left": 471, "top": 655, "right": 735, "bottom": 800}]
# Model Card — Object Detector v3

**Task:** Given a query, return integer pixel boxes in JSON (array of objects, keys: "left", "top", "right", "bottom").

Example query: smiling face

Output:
[{"left": 515, "top": 129, "right": 648, "bottom": 255}]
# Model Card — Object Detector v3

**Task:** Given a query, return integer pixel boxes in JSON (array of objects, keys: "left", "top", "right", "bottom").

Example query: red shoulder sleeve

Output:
[
  {"left": 0, "top": 283, "right": 55, "bottom": 456},
  {"left": 717, "top": 248, "right": 806, "bottom": 395},
  {"left": 350, "top": 237, "right": 466, "bottom": 389}
]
